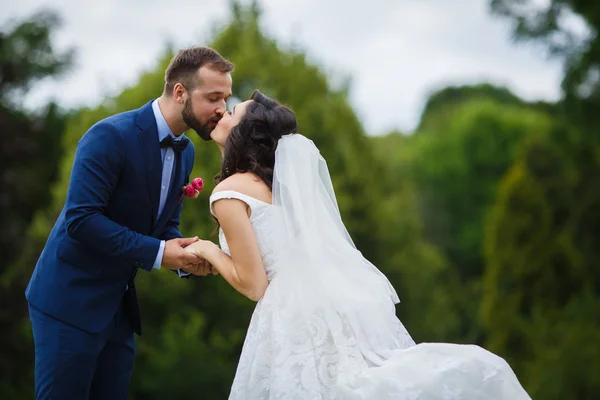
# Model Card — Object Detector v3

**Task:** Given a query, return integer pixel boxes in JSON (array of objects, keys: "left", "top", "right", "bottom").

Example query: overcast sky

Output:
[{"left": 3, "top": 0, "right": 564, "bottom": 135}]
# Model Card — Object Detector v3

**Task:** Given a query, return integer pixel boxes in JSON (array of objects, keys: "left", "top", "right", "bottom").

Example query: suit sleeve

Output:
[{"left": 64, "top": 121, "right": 161, "bottom": 272}]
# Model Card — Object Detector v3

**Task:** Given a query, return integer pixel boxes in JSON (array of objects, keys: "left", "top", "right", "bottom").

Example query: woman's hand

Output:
[
  {"left": 183, "top": 240, "right": 220, "bottom": 276},
  {"left": 185, "top": 239, "right": 220, "bottom": 259}
]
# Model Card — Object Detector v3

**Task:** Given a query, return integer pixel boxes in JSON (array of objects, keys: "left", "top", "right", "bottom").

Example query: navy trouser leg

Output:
[{"left": 29, "top": 300, "right": 136, "bottom": 400}]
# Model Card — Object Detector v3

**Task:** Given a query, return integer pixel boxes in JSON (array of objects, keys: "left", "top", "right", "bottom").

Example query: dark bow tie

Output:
[{"left": 160, "top": 135, "right": 189, "bottom": 153}]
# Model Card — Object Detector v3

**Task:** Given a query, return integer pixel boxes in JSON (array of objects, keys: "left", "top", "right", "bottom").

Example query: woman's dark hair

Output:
[{"left": 215, "top": 90, "right": 298, "bottom": 190}]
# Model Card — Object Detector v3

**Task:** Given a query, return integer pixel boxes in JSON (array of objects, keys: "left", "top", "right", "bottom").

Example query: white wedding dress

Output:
[
  {"left": 209, "top": 190, "right": 530, "bottom": 400},
  {"left": 209, "top": 134, "right": 531, "bottom": 400}
]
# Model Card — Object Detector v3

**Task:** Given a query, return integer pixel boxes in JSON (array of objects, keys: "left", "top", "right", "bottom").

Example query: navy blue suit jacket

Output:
[{"left": 26, "top": 101, "right": 195, "bottom": 335}]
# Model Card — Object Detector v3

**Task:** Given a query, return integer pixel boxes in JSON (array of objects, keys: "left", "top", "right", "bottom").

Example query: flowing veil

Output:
[
  {"left": 272, "top": 133, "right": 399, "bottom": 304},
  {"left": 269, "top": 133, "right": 415, "bottom": 366}
]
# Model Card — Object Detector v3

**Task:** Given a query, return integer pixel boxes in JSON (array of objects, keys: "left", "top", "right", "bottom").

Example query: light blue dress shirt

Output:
[{"left": 151, "top": 99, "right": 189, "bottom": 277}]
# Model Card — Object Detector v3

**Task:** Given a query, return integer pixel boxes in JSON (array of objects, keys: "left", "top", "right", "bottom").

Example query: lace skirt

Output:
[{"left": 228, "top": 277, "right": 530, "bottom": 400}]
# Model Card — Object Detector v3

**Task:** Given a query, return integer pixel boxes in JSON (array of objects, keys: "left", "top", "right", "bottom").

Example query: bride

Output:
[{"left": 185, "top": 90, "right": 531, "bottom": 399}]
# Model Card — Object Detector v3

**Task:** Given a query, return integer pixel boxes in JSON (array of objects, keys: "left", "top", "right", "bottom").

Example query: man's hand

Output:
[
  {"left": 162, "top": 237, "right": 201, "bottom": 270},
  {"left": 182, "top": 258, "right": 219, "bottom": 276}
]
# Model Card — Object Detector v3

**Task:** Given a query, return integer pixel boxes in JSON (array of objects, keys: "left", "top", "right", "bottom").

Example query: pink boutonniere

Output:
[{"left": 180, "top": 177, "right": 204, "bottom": 202}]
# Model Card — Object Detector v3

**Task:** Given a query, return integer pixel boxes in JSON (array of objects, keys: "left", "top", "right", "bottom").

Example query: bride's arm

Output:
[{"left": 186, "top": 198, "right": 268, "bottom": 301}]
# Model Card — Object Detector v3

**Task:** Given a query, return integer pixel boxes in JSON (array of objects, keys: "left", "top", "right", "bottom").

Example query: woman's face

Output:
[{"left": 210, "top": 100, "right": 252, "bottom": 147}]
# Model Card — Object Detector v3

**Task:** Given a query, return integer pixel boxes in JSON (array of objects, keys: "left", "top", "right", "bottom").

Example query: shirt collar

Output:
[{"left": 151, "top": 99, "right": 183, "bottom": 142}]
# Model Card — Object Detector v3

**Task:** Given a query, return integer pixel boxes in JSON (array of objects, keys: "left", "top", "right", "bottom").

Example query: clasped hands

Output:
[{"left": 162, "top": 237, "right": 219, "bottom": 276}]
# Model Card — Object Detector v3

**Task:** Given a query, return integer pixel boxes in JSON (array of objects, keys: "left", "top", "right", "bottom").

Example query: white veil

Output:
[
  {"left": 272, "top": 133, "right": 398, "bottom": 302},
  {"left": 270, "top": 134, "right": 409, "bottom": 365}
]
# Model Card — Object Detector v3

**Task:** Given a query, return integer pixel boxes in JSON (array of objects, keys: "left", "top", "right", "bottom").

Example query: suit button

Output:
[{"left": 133, "top": 261, "right": 143, "bottom": 268}]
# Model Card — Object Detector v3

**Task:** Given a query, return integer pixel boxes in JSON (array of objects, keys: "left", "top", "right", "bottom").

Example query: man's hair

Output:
[{"left": 164, "top": 46, "right": 234, "bottom": 95}]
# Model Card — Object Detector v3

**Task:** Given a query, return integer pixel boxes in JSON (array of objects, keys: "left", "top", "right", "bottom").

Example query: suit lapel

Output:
[{"left": 136, "top": 101, "right": 162, "bottom": 225}]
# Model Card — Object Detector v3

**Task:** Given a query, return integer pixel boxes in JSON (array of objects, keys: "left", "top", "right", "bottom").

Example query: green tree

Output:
[
  {"left": 418, "top": 84, "right": 526, "bottom": 132},
  {"left": 0, "top": 9, "right": 73, "bottom": 398},
  {"left": 413, "top": 97, "right": 552, "bottom": 278},
  {"left": 371, "top": 133, "right": 463, "bottom": 342},
  {"left": 484, "top": 2, "right": 600, "bottom": 396},
  {"left": 408, "top": 95, "right": 553, "bottom": 343},
  {"left": 490, "top": 0, "right": 600, "bottom": 121},
  {"left": 0, "top": 9, "right": 73, "bottom": 267},
  {"left": 483, "top": 125, "right": 600, "bottom": 398}
]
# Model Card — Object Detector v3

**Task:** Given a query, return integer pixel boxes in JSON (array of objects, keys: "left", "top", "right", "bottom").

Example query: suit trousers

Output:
[{"left": 28, "top": 298, "right": 136, "bottom": 399}]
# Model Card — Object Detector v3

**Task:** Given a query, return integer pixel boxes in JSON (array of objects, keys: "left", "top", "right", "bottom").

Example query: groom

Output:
[{"left": 25, "top": 46, "right": 234, "bottom": 399}]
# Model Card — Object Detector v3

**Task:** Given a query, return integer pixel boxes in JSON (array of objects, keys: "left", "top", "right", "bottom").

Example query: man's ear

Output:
[{"left": 173, "top": 83, "right": 186, "bottom": 105}]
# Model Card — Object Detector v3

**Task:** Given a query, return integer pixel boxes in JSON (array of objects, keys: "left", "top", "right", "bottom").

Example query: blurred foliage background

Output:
[{"left": 1, "top": 1, "right": 599, "bottom": 399}]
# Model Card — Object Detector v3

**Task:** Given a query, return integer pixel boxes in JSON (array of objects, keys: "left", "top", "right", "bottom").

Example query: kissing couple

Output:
[{"left": 26, "top": 46, "right": 531, "bottom": 399}]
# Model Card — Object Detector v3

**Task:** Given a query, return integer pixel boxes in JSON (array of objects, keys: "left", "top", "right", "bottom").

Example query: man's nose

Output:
[{"left": 215, "top": 100, "right": 227, "bottom": 116}]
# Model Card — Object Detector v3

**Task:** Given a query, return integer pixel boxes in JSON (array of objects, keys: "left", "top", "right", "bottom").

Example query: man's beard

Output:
[{"left": 182, "top": 98, "right": 213, "bottom": 141}]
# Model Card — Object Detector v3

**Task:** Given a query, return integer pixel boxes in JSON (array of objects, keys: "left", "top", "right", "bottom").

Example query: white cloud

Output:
[{"left": 3, "top": 0, "right": 563, "bottom": 134}]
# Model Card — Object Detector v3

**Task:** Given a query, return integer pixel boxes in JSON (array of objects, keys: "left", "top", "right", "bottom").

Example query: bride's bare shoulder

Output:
[{"left": 212, "top": 172, "right": 272, "bottom": 204}]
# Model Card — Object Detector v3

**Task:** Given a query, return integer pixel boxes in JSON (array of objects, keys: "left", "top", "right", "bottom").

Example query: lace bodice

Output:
[{"left": 209, "top": 190, "right": 281, "bottom": 280}]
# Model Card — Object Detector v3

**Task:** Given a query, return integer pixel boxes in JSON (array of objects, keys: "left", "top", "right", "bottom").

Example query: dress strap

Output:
[{"left": 209, "top": 190, "right": 271, "bottom": 217}]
